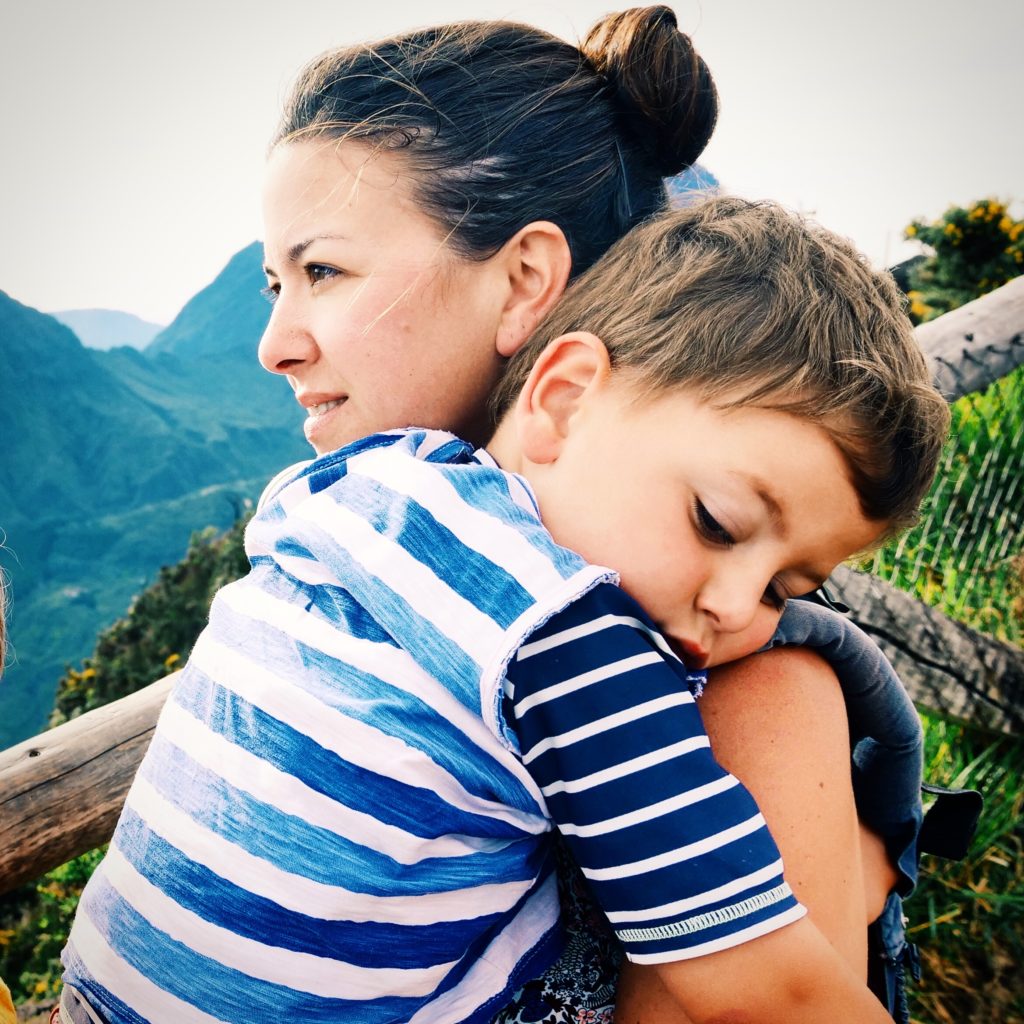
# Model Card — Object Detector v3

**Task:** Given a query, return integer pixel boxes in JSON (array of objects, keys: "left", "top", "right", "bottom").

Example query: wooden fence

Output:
[{"left": 1, "top": 279, "right": 1023, "bottom": 896}]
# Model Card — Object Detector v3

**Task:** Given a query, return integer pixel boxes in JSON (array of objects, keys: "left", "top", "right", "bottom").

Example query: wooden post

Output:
[
  {"left": 917, "top": 274, "right": 1024, "bottom": 401},
  {"left": 0, "top": 675, "right": 175, "bottom": 895}
]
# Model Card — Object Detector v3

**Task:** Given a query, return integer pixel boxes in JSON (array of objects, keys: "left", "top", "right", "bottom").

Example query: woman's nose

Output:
[{"left": 258, "top": 300, "right": 317, "bottom": 375}]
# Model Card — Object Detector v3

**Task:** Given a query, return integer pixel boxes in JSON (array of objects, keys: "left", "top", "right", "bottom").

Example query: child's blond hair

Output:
[{"left": 491, "top": 196, "right": 949, "bottom": 531}]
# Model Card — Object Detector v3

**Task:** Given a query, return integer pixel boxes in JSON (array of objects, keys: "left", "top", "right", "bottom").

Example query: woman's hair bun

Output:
[{"left": 581, "top": 5, "right": 718, "bottom": 177}]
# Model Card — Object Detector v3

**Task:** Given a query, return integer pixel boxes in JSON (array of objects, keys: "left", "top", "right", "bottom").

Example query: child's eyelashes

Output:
[
  {"left": 260, "top": 283, "right": 280, "bottom": 305},
  {"left": 693, "top": 497, "right": 789, "bottom": 612},
  {"left": 693, "top": 499, "right": 735, "bottom": 547}
]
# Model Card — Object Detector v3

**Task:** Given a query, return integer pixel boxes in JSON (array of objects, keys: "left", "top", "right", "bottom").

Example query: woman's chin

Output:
[{"left": 303, "top": 401, "right": 355, "bottom": 455}]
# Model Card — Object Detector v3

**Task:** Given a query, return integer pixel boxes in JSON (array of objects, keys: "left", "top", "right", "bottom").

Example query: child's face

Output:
[
  {"left": 523, "top": 381, "right": 884, "bottom": 669},
  {"left": 259, "top": 140, "right": 512, "bottom": 455}
]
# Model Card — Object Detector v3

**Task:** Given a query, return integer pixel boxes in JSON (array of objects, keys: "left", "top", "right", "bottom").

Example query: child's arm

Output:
[
  {"left": 644, "top": 916, "right": 893, "bottom": 1023},
  {"left": 506, "top": 585, "right": 888, "bottom": 1021}
]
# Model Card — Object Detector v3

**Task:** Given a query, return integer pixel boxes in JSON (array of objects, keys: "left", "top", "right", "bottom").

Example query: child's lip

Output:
[{"left": 675, "top": 639, "right": 709, "bottom": 670}]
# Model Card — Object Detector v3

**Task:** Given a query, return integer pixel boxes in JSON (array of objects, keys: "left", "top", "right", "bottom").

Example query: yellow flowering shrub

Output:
[{"left": 903, "top": 197, "right": 1023, "bottom": 322}]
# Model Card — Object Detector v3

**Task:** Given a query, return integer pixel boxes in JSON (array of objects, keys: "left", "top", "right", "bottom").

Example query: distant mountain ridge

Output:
[
  {"left": 51, "top": 309, "right": 164, "bottom": 351},
  {"left": 0, "top": 244, "right": 309, "bottom": 748},
  {"left": 146, "top": 242, "right": 268, "bottom": 359}
]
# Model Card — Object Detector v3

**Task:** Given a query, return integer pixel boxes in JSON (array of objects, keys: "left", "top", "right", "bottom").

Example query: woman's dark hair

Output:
[{"left": 274, "top": 6, "right": 717, "bottom": 276}]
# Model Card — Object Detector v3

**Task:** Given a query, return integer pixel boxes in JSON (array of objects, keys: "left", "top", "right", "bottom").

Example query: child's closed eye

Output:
[{"left": 693, "top": 499, "right": 734, "bottom": 546}]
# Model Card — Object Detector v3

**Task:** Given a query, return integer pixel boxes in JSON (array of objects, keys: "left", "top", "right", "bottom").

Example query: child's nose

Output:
[
  {"left": 696, "top": 573, "right": 765, "bottom": 636},
  {"left": 258, "top": 300, "right": 318, "bottom": 376}
]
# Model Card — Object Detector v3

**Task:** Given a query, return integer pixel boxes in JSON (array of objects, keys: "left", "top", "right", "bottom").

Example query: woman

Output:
[
  {"left": 253, "top": 7, "right": 915, "bottom": 1021},
  {"left": 52, "top": 8, "right": 915, "bottom": 1024}
]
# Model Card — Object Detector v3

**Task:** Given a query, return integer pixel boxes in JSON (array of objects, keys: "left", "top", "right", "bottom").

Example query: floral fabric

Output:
[{"left": 494, "top": 837, "right": 622, "bottom": 1024}]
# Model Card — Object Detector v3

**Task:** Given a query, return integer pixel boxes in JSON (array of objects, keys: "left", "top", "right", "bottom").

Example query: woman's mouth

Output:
[
  {"left": 300, "top": 395, "right": 349, "bottom": 450},
  {"left": 307, "top": 398, "right": 345, "bottom": 417}
]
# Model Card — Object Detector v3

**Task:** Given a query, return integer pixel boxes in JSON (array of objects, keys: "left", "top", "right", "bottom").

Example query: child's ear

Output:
[
  {"left": 494, "top": 221, "right": 572, "bottom": 359},
  {"left": 516, "top": 332, "right": 611, "bottom": 463}
]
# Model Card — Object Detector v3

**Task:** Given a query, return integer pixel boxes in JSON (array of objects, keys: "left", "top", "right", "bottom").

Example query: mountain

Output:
[
  {"left": 50, "top": 309, "right": 164, "bottom": 351},
  {"left": 146, "top": 242, "right": 269, "bottom": 359},
  {"left": 0, "top": 246, "right": 309, "bottom": 748}
]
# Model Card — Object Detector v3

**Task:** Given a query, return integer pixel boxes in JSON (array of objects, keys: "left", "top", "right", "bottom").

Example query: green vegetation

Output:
[
  {"left": 0, "top": 848, "right": 105, "bottom": 1008},
  {"left": 904, "top": 199, "right": 1024, "bottom": 324},
  {"left": 907, "top": 717, "right": 1024, "bottom": 1024},
  {"left": 884, "top": 200, "right": 1023, "bottom": 1022},
  {"left": 50, "top": 517, "right": 250, "bottom": 724},
  {"left": 0, "top": 520, "right": 250, "bottom": 1004},
  {"left": 864, "top": 361, "right": 1024, "bottom": 648}
]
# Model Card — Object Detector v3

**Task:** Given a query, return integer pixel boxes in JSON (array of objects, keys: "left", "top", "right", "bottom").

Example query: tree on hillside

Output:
[
  {"left": 904, "top": 198, "right": 1024, "bottom": 323},
  {"left": 50, "top": 518, "right": 250, "bottom": 723}
]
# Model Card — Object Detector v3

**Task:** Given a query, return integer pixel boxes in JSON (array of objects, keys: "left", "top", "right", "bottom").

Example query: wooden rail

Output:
[
  {"left": 919, "top": 274, "right": 1024, "bottom": 401},
  {"left": 2, "top": 566, "right": 1022, "bottom": 896},
  {"left": 831, "top": 566, "right": 1023, "bottom": 734},
  {"left": 0, "top": 675, "right": 174, "bottom": 894}
]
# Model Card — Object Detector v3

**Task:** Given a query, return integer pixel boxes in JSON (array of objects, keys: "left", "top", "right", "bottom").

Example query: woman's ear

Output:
[
  {"left": 516, "top": 332, "right": 611, "bottom": 464},
  {"left": 494, "top": 221, "right": 572, "bottom": 359}
]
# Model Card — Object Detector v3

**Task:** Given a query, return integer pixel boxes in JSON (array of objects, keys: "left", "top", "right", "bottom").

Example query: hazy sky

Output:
[{"left": 2, "top": 0, "right": 1021, "bottom": 324}]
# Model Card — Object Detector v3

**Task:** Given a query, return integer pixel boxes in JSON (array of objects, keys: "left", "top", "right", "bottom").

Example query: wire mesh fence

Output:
[{"left": 865, "top": 359, "right": 1024, "bottom": 648}]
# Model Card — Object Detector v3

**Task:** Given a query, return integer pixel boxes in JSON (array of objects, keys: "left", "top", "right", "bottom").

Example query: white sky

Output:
[{"left": 1, "top": 0, "right": 1021, "bottom": 325}]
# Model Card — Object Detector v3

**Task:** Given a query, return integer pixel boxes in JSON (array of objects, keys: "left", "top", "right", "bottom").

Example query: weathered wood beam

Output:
[
  {"left": 832, "top": 566, "right": 1023, "bottom": 735},
  {"left": 917, "top": 275, "right": 1024, "bottom": 401},
  {"left": 0, "top": 674, "right": 175, "bottom": 895}
]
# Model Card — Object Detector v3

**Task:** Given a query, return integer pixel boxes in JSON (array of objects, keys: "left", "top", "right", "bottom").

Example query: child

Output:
[{"left": 56, "top": 197, "right": 948, "bottom": 1024}]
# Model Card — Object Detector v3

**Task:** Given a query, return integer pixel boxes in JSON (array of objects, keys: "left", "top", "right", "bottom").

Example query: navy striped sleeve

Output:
[{"left": 503, "top": 583, "right": 806, "bottom": 964}]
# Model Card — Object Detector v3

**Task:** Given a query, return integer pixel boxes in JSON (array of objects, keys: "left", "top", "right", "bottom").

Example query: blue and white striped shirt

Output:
[
  {"left": 504, "top": 584, "right": 803, "bottom": 964},
  {"left": 62, "top": 429, "right": 801, "bottom": 1023}
]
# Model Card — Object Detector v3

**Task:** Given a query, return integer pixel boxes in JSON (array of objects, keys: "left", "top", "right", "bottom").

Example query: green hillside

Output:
[{"left": 0, "top": 247, "right": 309, "bottom": 748}]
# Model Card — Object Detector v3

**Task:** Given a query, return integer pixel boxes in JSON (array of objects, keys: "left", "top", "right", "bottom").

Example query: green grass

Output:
[
  {"left": 857, "top": 364, "right": 1024, "bottom": 1021},
  {"left": 906, "top": 715, "right": 1024, "bottom": 1024}
]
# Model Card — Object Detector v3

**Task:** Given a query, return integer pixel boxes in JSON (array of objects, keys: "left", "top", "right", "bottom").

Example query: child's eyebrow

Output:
[{"left": 732, "top": 472, "right": 786, "bottom": 537}]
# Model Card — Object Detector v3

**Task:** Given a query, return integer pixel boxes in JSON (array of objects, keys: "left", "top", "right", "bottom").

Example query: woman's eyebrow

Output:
[
  {"left": 265, "top": 233, "right": 350, "bottom": 277},
  {"left": 288, "top": 234, "right": 346, "bottom": 262}
]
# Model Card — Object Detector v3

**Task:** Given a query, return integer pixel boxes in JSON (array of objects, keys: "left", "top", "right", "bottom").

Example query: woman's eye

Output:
[
  {"left": 260, "top": 283, "right": 279, "bottom": 305},
  {"left": 306, "top": 263, "right": 339, "bottom": 285},
  {"left": 694, "top": 500, "right": 734, "bottom": 546}
]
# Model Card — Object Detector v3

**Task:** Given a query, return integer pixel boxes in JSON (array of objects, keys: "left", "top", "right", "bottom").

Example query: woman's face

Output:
[{"left": 259, "top": 141, "right": 512, "bottom": 455}]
